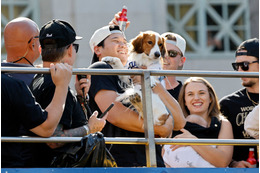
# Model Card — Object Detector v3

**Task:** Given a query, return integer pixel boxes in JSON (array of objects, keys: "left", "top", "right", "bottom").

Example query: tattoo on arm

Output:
[
  {"left": 53, "top": 124, "right": 87, "bottom": 137},
  {"left": 47, "top": 124, "right": 87, "bottom": 149}
]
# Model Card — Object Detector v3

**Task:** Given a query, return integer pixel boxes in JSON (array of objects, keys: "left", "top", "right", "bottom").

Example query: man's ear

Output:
[
  {"left": 28, "top": 40, "right": 34, "bottom": 50},
  {"left": 181, "top": 56, "right": 186, "bottom": 64},
  {"left": 178, "top": 56, "right": 186, "bottom": 70},
  {"left": 39, "top": 46, "right": 42, "bottom": 54},
  {"left": 29, "top": 39, "right": 39, "bottom": 51},
  {"left": 94, "top": 46, "right": 101, "bottom": 57}
]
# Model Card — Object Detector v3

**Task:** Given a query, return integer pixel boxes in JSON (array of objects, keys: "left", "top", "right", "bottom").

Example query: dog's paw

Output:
[
  {"left": 129, "top": 92, "right": 142, "bottom": 104},
  {"left": 101, "top": 56, "right": 124, "bottom": 69},
  {"left": 150, "top": 76, "right": 159, "bottom": 88},
  {"left": 116, "top": 87, "right": 136, "bottom": 103},
  {"left": 129, "top": 92, "right": 143, "bottom": 118},
  {"left": 119, "top": 76, "right": 131, "bottom": 85},
  {"left": 101, "top": 56, "right": 118, "bottom": 63}
]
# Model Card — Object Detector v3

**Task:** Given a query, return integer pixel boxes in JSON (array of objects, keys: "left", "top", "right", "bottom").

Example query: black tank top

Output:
[{"left": 172, "top": 116, "right": 221, "bottom": 138}]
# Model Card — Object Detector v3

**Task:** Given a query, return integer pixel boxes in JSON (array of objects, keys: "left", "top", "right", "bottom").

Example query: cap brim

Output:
[{"left": 76, "top": 36, "right": 83, "bottom": 40}]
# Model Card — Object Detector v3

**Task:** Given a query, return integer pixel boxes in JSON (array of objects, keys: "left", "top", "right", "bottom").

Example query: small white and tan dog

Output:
[
  {"left": 101, "top": 31, "right": 169, "bottom": 125},
  {"left": 128, "top": 30, "right": 165, "bottom": 68}
]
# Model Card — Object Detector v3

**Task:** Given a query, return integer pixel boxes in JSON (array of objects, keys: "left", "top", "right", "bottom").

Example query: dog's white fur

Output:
[{"left": 101, "top": 31, "right": 169, "bottom": 125}]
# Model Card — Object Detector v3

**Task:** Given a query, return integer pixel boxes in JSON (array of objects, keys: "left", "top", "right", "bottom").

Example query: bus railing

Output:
[
  {"left": 1, "top": 67, "right": 259, "bottom": 167},
  {"left": 2, "top": 137, "right": 258, "bottom": 146}
]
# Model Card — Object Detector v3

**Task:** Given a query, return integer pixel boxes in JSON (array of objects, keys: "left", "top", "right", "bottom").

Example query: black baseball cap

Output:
[
  {"left": 236, "top": 38, "right": 259, "bottom": 59},
  {"left": 40, "top": 19, "right": 82, "bottom": 49}
]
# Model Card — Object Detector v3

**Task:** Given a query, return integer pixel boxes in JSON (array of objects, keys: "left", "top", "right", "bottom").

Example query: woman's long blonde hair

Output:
[{"left": 178, "top": 77, "right": 221, "bottom": 119}]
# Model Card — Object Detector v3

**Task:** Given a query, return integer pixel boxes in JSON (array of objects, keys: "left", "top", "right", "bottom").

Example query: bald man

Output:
[{"left": 2, "top": 17, "right": 40, "bottom": 85}]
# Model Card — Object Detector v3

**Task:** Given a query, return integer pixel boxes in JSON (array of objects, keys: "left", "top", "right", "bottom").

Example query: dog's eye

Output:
[
  {"left": 159, "top": 43, "right": 163, "bottom": 47},
  {"left": 148, "top": 41, "right": 153, "bottom": 45}
]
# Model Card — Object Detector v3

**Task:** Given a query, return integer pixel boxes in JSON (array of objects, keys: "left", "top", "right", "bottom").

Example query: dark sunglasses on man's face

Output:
[
  {"left": 73, "top": 44, "right": 79, "bottom": 53},
  {"left": 166, "top": 50, "right": 182, "bottom": 58},
  {"left": 232, "top": 61, "right": 259, "bottom": 71},
  {"left": 67, "top": 43, "right": 79, "bottom": 53}
]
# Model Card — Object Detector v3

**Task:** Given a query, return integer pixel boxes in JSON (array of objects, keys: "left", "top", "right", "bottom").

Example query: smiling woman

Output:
[
  {"left": 179, "top": 77, "right": 220, "bottom": 120},
  {"left": 162, "top": 77, "right": 234, "bottom": 168}
]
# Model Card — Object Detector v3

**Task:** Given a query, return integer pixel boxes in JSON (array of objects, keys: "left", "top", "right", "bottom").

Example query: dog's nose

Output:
[{"left": 154, "top": 51, "right": 161, "bottom": 58}]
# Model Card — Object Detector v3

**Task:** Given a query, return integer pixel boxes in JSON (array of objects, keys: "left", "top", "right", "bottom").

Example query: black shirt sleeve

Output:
[
  {"left": 2, "top": 74, "right": 47, "bottom": 136},
  {"left": 89, "top": 62, "right": 121, "bottom": 98}
]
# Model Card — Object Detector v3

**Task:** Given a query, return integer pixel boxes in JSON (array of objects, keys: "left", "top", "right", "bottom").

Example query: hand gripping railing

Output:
[{"left": 1, "top": 67, "right": 259, "bottom": 167}]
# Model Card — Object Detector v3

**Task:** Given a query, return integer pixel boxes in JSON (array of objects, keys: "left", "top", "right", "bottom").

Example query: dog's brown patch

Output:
[
  {"left": 157, "top": 113, "right": 169, "bottom": 125},
  {"left": 129, "top": 93, "right": 143, "bottom": 118},
  {"left": 131, "top": 31, "right": 165, "bottom": 56}
]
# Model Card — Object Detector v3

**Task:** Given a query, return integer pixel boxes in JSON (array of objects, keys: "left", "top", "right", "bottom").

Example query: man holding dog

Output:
[
  {"left": 88, "top": 20, "right": 186, "bottom": 166},
  {"left": 109, "top": 12, "right": 188, "bottom": 100}
]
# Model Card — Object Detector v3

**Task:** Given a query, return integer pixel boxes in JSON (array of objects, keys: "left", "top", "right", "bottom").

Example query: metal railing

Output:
[{"left": 1, "top": 67, "right": 259, "bottom": 167}]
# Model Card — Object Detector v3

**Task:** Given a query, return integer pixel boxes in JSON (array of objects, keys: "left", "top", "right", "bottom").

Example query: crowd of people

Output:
[{"left": 1, "top": 9, "right": 259, "bottom": 169}]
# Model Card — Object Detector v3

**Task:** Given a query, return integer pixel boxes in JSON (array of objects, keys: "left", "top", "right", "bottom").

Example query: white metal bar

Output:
[
  {"left": 141, "top": 71, "right": 157, "bottom": 167},
  {"left": 1, "top": 67, "right": 259, "bottom": 78}
]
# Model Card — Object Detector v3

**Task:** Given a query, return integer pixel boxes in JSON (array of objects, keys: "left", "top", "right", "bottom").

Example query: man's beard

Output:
[{"left": 242, "top": 80, "right": 255, "bottom": 87}]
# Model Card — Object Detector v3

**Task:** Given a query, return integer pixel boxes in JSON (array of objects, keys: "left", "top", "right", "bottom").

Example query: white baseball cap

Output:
[
  {"left": 161, "top": 32, "right": 186, "bottom": 56},
  {"left": 89, "top": 25, "right": 123, "bottom": 63}
]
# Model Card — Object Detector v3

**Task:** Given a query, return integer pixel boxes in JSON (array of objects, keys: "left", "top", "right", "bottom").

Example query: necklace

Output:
[{"left": 246, "top": 90, "right": 259, "bottom": 106}]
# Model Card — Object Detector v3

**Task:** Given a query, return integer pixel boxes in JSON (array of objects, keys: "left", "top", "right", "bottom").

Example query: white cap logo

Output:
[{"left": 46, "top": 33, "right": 52, "bottom": 37}]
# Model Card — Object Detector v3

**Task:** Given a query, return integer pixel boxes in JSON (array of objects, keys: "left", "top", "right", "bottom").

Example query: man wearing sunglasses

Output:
[
  {"left": 1, "top": 17, "right": 41, "bottom": 85},
  {"left": 160, "top": 32, "right": 187, "bottom": 100},
  {"left": 29, "top": 19, "right": 107, "bottom": 167},
  {"left": 219, "top": 38, "right": 259, "bottom": 168}
]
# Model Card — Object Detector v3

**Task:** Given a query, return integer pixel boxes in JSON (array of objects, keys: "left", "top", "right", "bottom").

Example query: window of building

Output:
[{"left": 167, "top": 0, "right": 251, "bottom": 59}]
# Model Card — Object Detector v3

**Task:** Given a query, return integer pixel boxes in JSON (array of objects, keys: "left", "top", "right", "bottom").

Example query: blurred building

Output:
[{"left": 1, "top": 0, "right": 259, "bottom": 98}]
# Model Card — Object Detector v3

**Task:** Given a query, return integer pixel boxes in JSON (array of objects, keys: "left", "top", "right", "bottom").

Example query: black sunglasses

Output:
[
  {"left": 232, "top": 61, "right": 259, "bottom": 71},
  {"left": 28, "top": 36, "right": 39, "bottom": 44},
  {"left": 73, "top": 44, "right": 79, "bottom": 53},
  {"left": 166, "top": 50, "right": 182, "bottom": 58},
  {"left": 67, "top": 43, "right": 79, "bottom": 53}
]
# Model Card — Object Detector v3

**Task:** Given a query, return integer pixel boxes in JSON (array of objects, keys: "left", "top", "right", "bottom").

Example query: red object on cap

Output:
[
  {"left": 119, "top": 6, "right": 128, "bottom": 22},
  {"left": 118, "top": 6, "right": 128, "bottom": 32}
]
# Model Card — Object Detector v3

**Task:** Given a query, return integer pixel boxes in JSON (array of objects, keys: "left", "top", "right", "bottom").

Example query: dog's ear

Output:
[
  {"left": 131, "top": 33, "right": 144, "bottom": 53},
  {"left": 160, "top": 37, "right": 166, "bottom": 58}
]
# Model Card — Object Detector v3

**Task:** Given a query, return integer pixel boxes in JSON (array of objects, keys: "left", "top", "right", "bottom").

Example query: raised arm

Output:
[
  {"left": 152, "top": 82, "right": 186, "bottom": 130},
  {"left": 30, "top": 63, "right": 72, "bottom": 137}
]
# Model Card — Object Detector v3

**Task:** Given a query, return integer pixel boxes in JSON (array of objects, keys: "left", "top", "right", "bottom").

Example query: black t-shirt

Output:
[
  {"left": 166, "top": 80, "right": 182, "bottom": 101},
  {"left": 29, "top": 74, "right": 87, "bottom": 167},
  {"left": 219, "top": 88, "right": 258, "bottom": 162},
  {"left": 1, "top": 74, "right": 47, "bottom": 168},
  {"left": 89, "top": 62, "right": 164, "bottom": 167}
]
